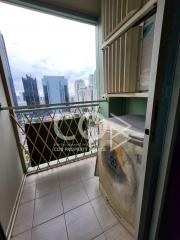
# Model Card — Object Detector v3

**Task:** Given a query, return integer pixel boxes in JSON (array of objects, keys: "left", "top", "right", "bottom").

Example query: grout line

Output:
[
  {"left": 13, "top": 197, "right": 104, "bottom": 238},
  {"left": 7, "top": 175, "right": 26, "bottom": 240},
  {"left": 60, "top": 179, "right": 82, "bottom": 192},
  {"left": 12, "top": 200, "right": 35, "bottom": 239},
  {"left": 19, "top": 187, "right": 65, "bottom": 235},
  {"left": 90, "top": 222, "right": 125, "bottom": 240},
  {"left": 32, "top": 191, "right": 63, "bottom": 228},
  {"left": 80, "top": 172, "right": 96, "bottom": 202},
  {"left": 31, "top": 199, "right": 35, "bottom": 235},
  {"left": 12, "top": 229, "right": 32, "bottom": 239},
  {"left": 30, "top": 229, "right": 32, "bottom": 240},
  {"left": 91, "top": 233, "right": 105, "bottom": 240},
  {"left": 31, "top": 213, "right": 64, "bottom": 230},
  {"left": 34, "top": 189, "right": 60, "bottom": 201},
  {"left": 79, "top": 172, "right": 91, "bottom": 202},
  {"left": 64, "top": 200, "right": 90, "bottom": 215},
  {"left": 63, "top": 214, "right": 69, "bottom": 240},
  {"left": 79, "top": 161, "right": 106, "bottom": 240},
  {"left": 89, "top": 198, "right": 104, "bottom": 234},
  {"left": 15, "top": 159, "right": 100, "bottom": 239},
  {"left": 20, "top": 183, "right": 36, "bottom": 205},
  {"left": 20, "top": 189, "right": 60, "bottom": 206},
  {"left": 59, "top": 180, "right": 70, "bottom": 240}
]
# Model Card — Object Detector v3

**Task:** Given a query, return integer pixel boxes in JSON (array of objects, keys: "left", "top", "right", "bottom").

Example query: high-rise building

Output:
[
  {"left": 88, "top": 72, "right": 97, "bottom": 100},
  {"left": 86, "top": 85, "right": 93, "bottom": 101},
  {"left": 74, "top": 80, "right": 86, "bottom": 102},
  {"left": 22, "top": 75, "right": 40, "bottom": 106},
  {"left": 88, "top": 74, "right": 94, "bottom": 86},
  {"left": 74, "top": 74, "right": 97, "bottom": 103},
  {"left": 42, "top": 76, "right": 69, "bottom": 104},
  {"left": 0, "top": 32, "right": 18, "bottom": 106}
]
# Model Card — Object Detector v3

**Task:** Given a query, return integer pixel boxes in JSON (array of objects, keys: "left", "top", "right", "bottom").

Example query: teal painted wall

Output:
[
  {"left": 109, "top": 97, "right": 148, "bottom": 117},
  {"left": 124, "top": 98, "right": 147, "bottom": 116}
]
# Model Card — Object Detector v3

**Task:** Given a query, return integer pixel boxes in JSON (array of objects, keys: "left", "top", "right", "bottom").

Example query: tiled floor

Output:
[{"left": 12, "top": 157, "right": 133, "bottom": 240}]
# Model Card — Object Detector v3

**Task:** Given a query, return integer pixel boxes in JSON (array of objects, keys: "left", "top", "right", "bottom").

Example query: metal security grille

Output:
[
  {"left": 103, "top": 26, "right": 142, "bottom": 94},
  {"left": 1, "top": 101, "right": 105, "bottom": 174},
  {"left": 102, "top": 0, "right": 142, "bottom": 40}
]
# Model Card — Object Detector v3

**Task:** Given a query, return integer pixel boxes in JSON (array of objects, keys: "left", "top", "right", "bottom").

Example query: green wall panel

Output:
[{"left": 109, "top": 97, "right": 147, "bottom": 117}]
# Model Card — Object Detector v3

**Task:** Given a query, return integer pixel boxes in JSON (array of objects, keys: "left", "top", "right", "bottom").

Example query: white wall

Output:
[{"left": 0, "top": 74, "right": 23, "bottom": 233}]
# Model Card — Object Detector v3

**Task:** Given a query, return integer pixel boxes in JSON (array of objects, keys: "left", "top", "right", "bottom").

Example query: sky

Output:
[{"left": 0, "top": 2, "right": 96, "bottom": 97}]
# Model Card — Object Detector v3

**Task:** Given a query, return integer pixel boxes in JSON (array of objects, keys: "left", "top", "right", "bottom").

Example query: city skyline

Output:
[
  {"left": 22, "top": 75, "right": 40, "bottom": 106},
  {"left": 0, "top": 32, "right": 18, "bottom": 106},
  {"left": 42, "top": 76, "right": 69, "bottom": 104},
  {"left": 18, "top": 72, "right": 96, "bottom": 106},
  {"left": 0, "top": 2, "right": 96, "bottom": 98}
]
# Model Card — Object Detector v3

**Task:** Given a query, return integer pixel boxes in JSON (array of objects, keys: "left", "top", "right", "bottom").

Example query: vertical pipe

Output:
[
  {"left": 111, "top": 43, "right": 114, "bottom": 93},
  {"left": 117, "top": 37, "right": 121, "bottom": 93},
  {"left": 103, "top": 49, "right": 107, "bottom": 93},
  {"left": 114, "top": 39, "right": 118, "bottom": 93},
  {"left": 108, "top": 0, "right": 111, "bottom": 35},
  {"left": 107, "top": 46, "right": 110, "bottom": 93}
]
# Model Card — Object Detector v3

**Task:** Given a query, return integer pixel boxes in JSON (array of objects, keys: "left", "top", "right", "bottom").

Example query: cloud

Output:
[{"left": 0, "top": 2, "right": 96, "bottom": 97}]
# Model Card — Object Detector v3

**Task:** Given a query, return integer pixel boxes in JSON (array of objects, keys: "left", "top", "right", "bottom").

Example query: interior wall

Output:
[
  {"left": 97, "top": 18, "right": 109, "bottom": 118},
  {"left": 0, "top": 73, "right": 23, "bottom": 233},
  {"left": 109, "top": 98, "right": 148, "bottom": 117},
  {"left": 124, "top": 98, "right": 148, "bottom": 116}
]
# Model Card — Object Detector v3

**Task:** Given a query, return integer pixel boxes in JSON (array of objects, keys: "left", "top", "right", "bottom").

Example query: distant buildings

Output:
[
  {"left": 16, "top": 92, "right": 27, "bottom": 106},
  {"left": 74, "top": 80, "right": 86, "bottom": 102},
  {"left": 22, "top": 75, "right": 40, "bottom": 105},
  {"left": 42, "top": 76, "right": 69, "bottom": 104},
  {"left": 74, "top": 72, "right": 97, "bottom": 102},
  {"left": 88, "top": 72, "right": 97, "bottom": 100},
  {"left": 0, "top": 32, "right": 18, "bottom": 106}
]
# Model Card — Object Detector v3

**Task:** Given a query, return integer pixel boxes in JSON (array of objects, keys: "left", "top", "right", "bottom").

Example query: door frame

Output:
[{"left": 136, "top": 0, "right": 180, "bottom": 239}]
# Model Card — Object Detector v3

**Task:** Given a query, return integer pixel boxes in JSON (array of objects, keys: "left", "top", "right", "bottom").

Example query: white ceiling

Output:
[{"left": 38, "top": 0, "right": 101, "bottom": 17}]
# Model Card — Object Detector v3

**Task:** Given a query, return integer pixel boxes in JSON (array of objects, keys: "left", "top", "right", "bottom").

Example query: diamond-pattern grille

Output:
[{"left": 10, "top": 103, "right": 102, "bottom": 174}]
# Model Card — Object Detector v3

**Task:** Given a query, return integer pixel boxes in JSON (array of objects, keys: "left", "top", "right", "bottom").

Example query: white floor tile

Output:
[
  {"left": 65, "top": 203, "right": 102, "bottom": 240},
  {"left": 33, "top": 192, "right": 63, "bottom": 226},
  {"left": 25, "top": 174, "right": 37, "bottom": 184},
  {"left": 35, "top": 178, "right": 59, "bottom": 198},
  {"left": 13, "top": 159, "right": 131, "bottom": 240},
  {"left": 104, "top": 224, "right": 133, "bottom": 240},
  {"left": 20, "top": 183, "right": 36, "bottom": 204},
  {"left": 83, "top": 177, "right": 101, "bottom": 200},
  {"left": 93, "top": 234, "right": 106, "bottom": 240},
  {"left": 91, "top": 197, "right": 118, "bottom": 231},
  {"left": 78, "top": 160, "right": 96, "bottom": 180},
  {"left": 58, "top": 166, "right": 81, "bottom": 190},
  {"left": 12, "top": 231, "right": 31, "bottom": 240},
  {"left": 36, "top": 171, "right": 58, "bottom": 183},
  {"left": 62, "top": 182, "right": 89, "bottom": 212},
  {"left": 32, "top": 215, "right": 68, "bottom": 240},
  {"left": 12, "top": 201, "right": 34, "bottom": 236}
]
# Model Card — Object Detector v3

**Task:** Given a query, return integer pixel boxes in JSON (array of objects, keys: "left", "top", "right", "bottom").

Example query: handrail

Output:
[
  {"left": 9, "top": 99, "right": 102, "bottom": 174},
  {"left": 15, "top": 103, "right": 100, "bottom": 113},
  {"left": 0, "top": 99, "right": 107, "bottom": 112}
]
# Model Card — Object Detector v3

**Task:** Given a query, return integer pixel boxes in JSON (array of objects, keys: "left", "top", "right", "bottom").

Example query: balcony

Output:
[
  {"left": 12, "top": 157, "right": 133, "bottom": 240},
  {"left": 0, "top": 24, "right": 139, "bottom": 238},
  {"left": 1, "top": 101, "right": 132, "bottom": 240}
]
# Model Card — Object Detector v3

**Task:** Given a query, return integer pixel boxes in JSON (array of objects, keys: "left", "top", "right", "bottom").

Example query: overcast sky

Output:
[{"left": 0, "top": 2, "right": 96, "bottom": 96}]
